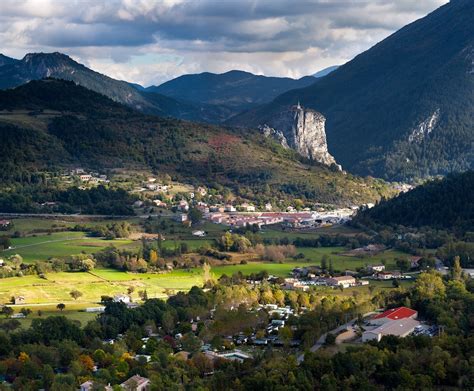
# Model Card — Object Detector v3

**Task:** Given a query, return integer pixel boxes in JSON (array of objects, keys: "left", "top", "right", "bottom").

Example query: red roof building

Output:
[{"left": 372, "top": 307, "right": 418, "bottom": 325}]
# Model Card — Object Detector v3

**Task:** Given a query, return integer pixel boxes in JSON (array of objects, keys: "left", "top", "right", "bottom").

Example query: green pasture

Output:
[
  {"left": 296, "top": 247, "right": 406, "bottom": 271},
  {"left": 1, "top": 232, "right": 137, "bottom": 262}
]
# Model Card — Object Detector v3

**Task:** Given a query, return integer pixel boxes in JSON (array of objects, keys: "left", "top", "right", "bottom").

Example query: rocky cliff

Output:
[{"left": 260, "top": 104, "right": 341, "bottom": 169}]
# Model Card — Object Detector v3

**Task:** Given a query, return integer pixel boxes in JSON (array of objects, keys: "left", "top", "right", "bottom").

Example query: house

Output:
[
  {"left": 368, "top": 264, "right": 385, "bottom": 272},
  {"left": 327, "top": 276, "right": 357, "bottom": 289},
  {"left": 283, "top": 278, "right": 309, "bottom": 291},
  {"left": 0, "top": 220, "right": 11, "bottom": 229},
  {"left": 371, "top": 307, "right": 418, "bottom": 326},
  {"left": 0, "top": 259, "right": 4, "bottom": 267},
  {"left": 113, "top": 294, "right": 131, "bottom": 304},
  {"left": 120, "top": 375, "right": 151, "bottom": 391},
  {"left": 376, "top": 271, "right": 402, "bottom": 280},
  {"left": 362, "top": 318, "right": 420, "bottom": 342},
  {"left": 218, "top": 350, "right": 252, "bottom": 363},
  {"left": 174, "top": 214, "right": 188, "bottom": 223},
  {"left": 225, "top": 204, "right": 236, "bottom": 212},
  {"left": 79, "top": 174, "right": 92, "bottom": 182},
  {"left": 196, "top": 186, "right": 207, "bottom": 196},
  {"left": 265, "top": 203, "right": 273, "bottom": 211},
  {"left": 80, "top": 381, "right": 107, "bottom": 391},
  {"left": 178, "top": 200, "right": 189, "bottom": 211},
  {"left": 13, "top": 296, "right": 25, "bottom": 305},
  {"left": 153, "top": 199, "right": 167, "bottom": 207}
]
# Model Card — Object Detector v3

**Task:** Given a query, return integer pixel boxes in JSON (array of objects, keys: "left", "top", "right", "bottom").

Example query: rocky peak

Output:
[{"left": 259, "top": 103, "right": 341, "bottom": 169}]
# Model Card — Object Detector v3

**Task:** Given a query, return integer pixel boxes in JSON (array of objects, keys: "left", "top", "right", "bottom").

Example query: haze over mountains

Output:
[{"left": 147, "top": 70, "right": 316, "bottom": 113}]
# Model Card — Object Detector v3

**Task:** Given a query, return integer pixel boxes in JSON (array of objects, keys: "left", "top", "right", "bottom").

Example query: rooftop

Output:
[{"left": 373, "top": 306, "right": 417, "bottom": 321}]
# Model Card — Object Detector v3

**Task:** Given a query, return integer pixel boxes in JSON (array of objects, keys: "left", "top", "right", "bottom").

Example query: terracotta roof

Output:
[{"left": 373, "top": 307, "right": 417, "bottom": 320}]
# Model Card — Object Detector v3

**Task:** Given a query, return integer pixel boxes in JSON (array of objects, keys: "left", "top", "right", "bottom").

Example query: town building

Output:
[
  {"left": 362, "top": 318, "right": 420, "bottom": 342},
  {"left": 120, "top": 375, "right": 151, "bottom": 391},
  {"left": 371, "top": 307, "right": 418, "bottom": 326},
  {"left": 327, "top": 276, "right": 357, "bottom": 289}
]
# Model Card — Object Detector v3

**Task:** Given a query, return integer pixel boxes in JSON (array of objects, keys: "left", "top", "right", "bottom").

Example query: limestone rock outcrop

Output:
[{"left": 259, "top": 103, "right": 341, "bottom": 169}]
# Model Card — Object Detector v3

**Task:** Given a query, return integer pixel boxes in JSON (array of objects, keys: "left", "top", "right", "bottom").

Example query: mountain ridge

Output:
[
  {"left": 147, "top": 70, "right": 316, "bottom": 113},
  {"left": 0, "top": 79, "right": 393, "bottom": 206},
  {"left": 229, "top": 0, "right": 474, "bottom": 181}
]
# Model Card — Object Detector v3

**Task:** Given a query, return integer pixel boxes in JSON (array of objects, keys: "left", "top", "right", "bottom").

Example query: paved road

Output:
[{"left": 297, "top": 311, "right": 377, "bottom": 364}]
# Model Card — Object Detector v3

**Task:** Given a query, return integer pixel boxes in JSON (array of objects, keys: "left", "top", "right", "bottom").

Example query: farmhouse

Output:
[
  {"left": 327, "top": 276, "right": 356, "bottom": 289},
  {"left": 371, "top": 307, "right": 418, "bottom": 326},
  {"left": 367, "top": 264, "right": 385, "bottom": 272},
  {"left": 13, "top": 296, "right": 25, "bottom": 305},
  {"left": 113, "top": 294, "right": 131, "bottom": 304},
  {"left": 362, "top": 318, "right": 420, "bottom": 342}
]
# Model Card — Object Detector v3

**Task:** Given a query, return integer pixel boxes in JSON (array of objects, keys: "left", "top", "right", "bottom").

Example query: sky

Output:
[{"left": 0, "top": 0, "right": 448, "bottom": 86}]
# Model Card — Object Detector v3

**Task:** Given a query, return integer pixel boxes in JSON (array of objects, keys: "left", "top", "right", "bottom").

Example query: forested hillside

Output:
[
  {"left": 0, "top": 79, "right": 392, "bottom": 206},
  {"left": 355, "top": 171, "right": 474, "bottom": 233},
  {"left": 230, "top": 0, "right": 474, "bottom": 181}
]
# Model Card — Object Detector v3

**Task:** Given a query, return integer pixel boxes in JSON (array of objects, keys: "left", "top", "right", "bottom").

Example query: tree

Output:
[
  {"left": 203, "top": 263, "right": 213, "bottom": 286},
  {"left": 69, "top": 290, "right": 83, "bottom": 301},
  {"left": 278, "top": 326, "right": 293, "bottom": 347},
  {"left": 414, "top": 272, "right": 446, "bottom": 301},
  {"left": 1, "top": 306, "right": 13, "bottom": 318},
  {"left": 138, "top": 289, "right": 148, "bottom": 301},
  {"left": 181, "top": 333, "right": 202, "bottom": 354},
  {"left": 127, "top": 286, "right": 135, "bottom": 295},
  {"left": 188, "top": 207, "right": 203, "bottom": 225},
  {"left": 325, "top": 333, "right": 336, "bottom": 346},
  {"left": 451, "top": 256, "right": 463, "bottom": 281},
  {"left": 57, "top": 303, "right": 66, "bottom": 311},
  {"left": 321, "top": 255, "right": 329, "bottom": 272},
  {"left": 20, "top": 308, "right": 32, "bottom": 317},
  {"left": 392, "top": 279, "right": 400, "bottom": 288}
]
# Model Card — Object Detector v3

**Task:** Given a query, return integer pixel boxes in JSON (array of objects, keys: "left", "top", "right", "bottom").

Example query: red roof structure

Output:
[{"left": 373, "top": 307, "right": 417, "bottom": 321}]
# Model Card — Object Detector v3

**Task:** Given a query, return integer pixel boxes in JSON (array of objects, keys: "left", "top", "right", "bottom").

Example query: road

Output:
[{"left": 297, "top": 311, "right": 377, "bottom": 364}]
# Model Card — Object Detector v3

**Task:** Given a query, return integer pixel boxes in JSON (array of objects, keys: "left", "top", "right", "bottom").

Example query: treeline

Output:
[
  {"left": 0, "top": 185, "right": 135, "bottom": 215},
  {"left": 355, "top": 171, "right": 474, "bottom": 233}
]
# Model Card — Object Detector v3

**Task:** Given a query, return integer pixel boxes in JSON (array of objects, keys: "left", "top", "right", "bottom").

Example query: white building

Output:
[
  {"left": 327, "top": 276, "right": 357, "bottom": 289},
  {"left": 113, "top": 294, "right": 131, "bottom": 304},
  {"left": 362, "top": 318, "right": 420, "bottom": 342}
]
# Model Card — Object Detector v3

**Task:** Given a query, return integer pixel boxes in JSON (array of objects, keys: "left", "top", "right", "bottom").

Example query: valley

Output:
[{"left": 0, "top": 1, "right": 473, "bottom": 389}]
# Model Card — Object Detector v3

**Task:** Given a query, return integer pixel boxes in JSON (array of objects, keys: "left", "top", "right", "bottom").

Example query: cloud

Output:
[{"left": 0, "top": 0, "right": 448, "bottom": 85}]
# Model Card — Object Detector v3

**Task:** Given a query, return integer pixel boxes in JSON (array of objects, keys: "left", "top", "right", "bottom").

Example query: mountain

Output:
[
  {"left": 147, "top": 70, "right": 316, "bottom": 113},
  {"left": 355, "top": 171, "right": 474, "bottom": 233},
  {"left": 0, "top": 79, "right": 393, "bottom": 206},
  {"left": 230, "top": 0, "right": 474, "bottom": 181},
  {"left": 0, "top": 52, "right": 230, "bottom": 123},
  {"left": 259, "top": 104, "right": 340, "bottom": 169},
  {"left": 312, "top": 66, "right": 339, "bottom": 78}
]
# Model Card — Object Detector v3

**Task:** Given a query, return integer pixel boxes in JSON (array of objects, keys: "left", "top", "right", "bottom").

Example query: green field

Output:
[
  {"left": 295, "top": 247, "right": 406, "bottom": 271},
  {"left": 1, "top": 232, "right": 137, "bottom": 262}
]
